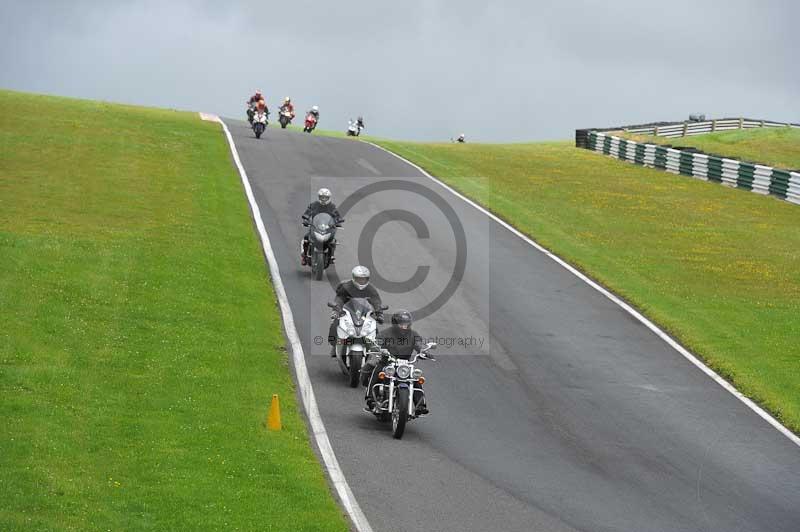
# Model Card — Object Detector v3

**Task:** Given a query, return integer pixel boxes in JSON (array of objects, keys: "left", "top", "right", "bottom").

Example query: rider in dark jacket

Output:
[
  {"left": 365, "top": 309, "right": 429, "bottom": 414},
  {"left": 246, "top": 90, "right": 264, "bottom": 123},
  {"left": 301, "top": 188, "right": 343, "bottom": 265},
  {"left": 328, "top": 266, "right": 384, "bottom": 356},
  {"left": 279, "top": 96, "right": 295, "bottom": 118},
  {"left": 248, "top": 90, "right": 264, "bottom": 105}
]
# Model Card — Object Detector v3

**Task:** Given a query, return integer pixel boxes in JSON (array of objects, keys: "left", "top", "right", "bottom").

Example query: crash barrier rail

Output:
[
  {"left": 576, "top": 130, "right": 800, "bottom": 206},
  {"left": 575, "top": 118, "right": 800, "bottom": 147}
]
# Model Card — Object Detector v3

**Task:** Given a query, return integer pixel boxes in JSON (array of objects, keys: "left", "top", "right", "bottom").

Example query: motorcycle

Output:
[
  {"left": 303, "top": 113, "right": 318, "bottom": 133},
  {"left": 252, "top": 109, "right": 268, "bottom": 139},
  {"left": 278, "top": 107, "right": 294, "bottom": 129},
  {"left": 346, "top": 120, "right": 363, "bottom": 137},
  {"left": 327, "top": 300, "right": 388, "bottom": 387},
  {"left": 365, "top": 341, "right": 437, "bottom": 439},
  {"left": 301, "top": 212, "right": 342, "bottom": 280}
]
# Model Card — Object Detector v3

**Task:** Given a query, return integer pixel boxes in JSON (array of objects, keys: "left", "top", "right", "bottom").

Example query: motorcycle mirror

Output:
[
  {"left": 327, "top": 302, "right": 337, "bottom": 309},
  {"left": 380, "top": 305, "right": 389, "bottom": 311},
  {"left": 426, "top": 342, "right": 438, "bottom": 350}
]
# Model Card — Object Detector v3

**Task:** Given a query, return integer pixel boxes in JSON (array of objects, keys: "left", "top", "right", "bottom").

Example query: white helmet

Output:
[
  {"left": 284, "top": 96, "right": 291, "bottom": 103},
  {"left": 351, "top": 265, "right": 370, "bottom": 289},
  {"left": 318, "top": 188, "right": 331, "bottom": 205},
  {"left": 312, "top": 105, "right": 319, "bottom": 112}
]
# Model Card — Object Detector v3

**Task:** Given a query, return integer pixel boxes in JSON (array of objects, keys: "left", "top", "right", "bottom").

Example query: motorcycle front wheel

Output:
[
  {"left": 312, "top": 251, "right": 324, "bottom": 280},
  {"left": 392, "top": 387, "right": 409, "bottom": 439},
  {"left": 348, "top": 354, "right": 362, "bottom": 388}
]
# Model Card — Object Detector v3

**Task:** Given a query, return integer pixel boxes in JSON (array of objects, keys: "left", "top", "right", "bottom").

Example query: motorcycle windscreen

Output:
[
  {"left": 311, "top": 212, "right": 334, "bottom": 234},
  {"left": 343, "top": 297, "right": 373, "bottom": 327}
]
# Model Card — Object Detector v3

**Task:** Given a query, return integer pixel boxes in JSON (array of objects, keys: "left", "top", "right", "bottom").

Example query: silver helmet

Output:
[
  {"left": 318, "top": 188, "right": 331, "bottom": 205},
  {"left": 351, "top": 265, "right": 370, "bottom": 289}
]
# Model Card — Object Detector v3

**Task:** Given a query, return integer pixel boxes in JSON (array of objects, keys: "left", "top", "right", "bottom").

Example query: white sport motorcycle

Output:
[
  {"left": 346, "top": 119, "right": 363, "bottom": 137},
  {"left": 365, "top": 341, "right": 436, "bottom": 439},
  {"left": 252, "top": 110, "right": 268, "bottom": 139},
  {"left": 328, "top": 299, "right": 387, "bottom": 387}
]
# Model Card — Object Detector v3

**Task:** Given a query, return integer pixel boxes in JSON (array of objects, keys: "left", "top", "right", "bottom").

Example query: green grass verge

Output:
[
  {"left": 371, "top": 138, "right": 800, "bottom": 434},
  {"left": 0, "top": 89, "right": 348, "bottom": 531},
  {"left": 619, "top": 126, "right": 800, "bottom": 169}
]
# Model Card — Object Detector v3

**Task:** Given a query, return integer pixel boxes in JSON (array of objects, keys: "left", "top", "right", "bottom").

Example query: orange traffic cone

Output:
[{"left": 266, "top": 394, "right": 282, "bottom": 431}]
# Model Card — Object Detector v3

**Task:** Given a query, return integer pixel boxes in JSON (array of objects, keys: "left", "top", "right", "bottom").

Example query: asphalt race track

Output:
[{"left": 229, "top": 122, "right": 800, "bottom": 532}]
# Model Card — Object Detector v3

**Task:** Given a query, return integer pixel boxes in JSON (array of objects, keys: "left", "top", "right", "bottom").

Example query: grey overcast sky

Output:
[{"left": 1, "top": 0, "right": 797, "bottom": 141}]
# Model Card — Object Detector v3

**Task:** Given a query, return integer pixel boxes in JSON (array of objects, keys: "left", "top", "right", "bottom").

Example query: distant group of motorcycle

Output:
[
  {"left": 300, "top": 188, "right": 435, "bottom": 439},
  {"left": 245, "top": 89, "right": 364, "bottom": 139}
]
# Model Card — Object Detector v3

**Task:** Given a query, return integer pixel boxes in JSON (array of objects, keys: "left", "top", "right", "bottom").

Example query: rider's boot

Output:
[
  {"left": 300, "top": 239, "right": 309, "bottom": 265},
  {"left": 363, "top": 397, "right": 376, "bottom": 413}
]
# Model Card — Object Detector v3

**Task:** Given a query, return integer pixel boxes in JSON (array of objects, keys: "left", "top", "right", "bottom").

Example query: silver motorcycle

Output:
[{"left": 365, "top": 341, "right": 436, "bottom": 439}]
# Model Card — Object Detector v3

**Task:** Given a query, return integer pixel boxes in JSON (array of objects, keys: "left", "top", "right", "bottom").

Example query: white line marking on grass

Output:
[
  {"left": 366, "top": 141, "right": 800, "bottom": 448},
  {"left": 217, "top": 117, "right": 374, "bottom": 532}
]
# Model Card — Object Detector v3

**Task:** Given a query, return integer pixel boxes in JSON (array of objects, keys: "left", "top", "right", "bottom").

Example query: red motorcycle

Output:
[{"left": 303, "top": 112, "right": 318, "bottom": 133}]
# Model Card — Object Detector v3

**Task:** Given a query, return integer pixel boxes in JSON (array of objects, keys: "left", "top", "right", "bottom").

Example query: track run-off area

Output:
[{"left": 225, "top": 121, "right": 800, "bottom": 532}]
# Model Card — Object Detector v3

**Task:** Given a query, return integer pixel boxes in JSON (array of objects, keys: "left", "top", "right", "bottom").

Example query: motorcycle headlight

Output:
[
  {"left": 412, "top": 369, "right": 423, "bottom": 379},
  {"left": 314, "top": 231, "right": 331, "bottom": 242},
  {"left": 396, "top": 365, "right": 411, "bottom": 379},
  {"left": 362, "top": 320, "right": 375, "bottom": 334},
  {"left": 384, "top": 366, "right": 395, "bottom": 377},
  {"left": 338, "top": 325, "right": 355, "bottom": 337},
  {"left": 338, "top": 317, "right": 355, "bottom": 337}
]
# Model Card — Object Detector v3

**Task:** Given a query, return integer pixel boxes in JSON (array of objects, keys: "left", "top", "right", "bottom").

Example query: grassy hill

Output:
[
  {"left": 0, "top": 89, "right": 348, "bottom": 531},
  {"left": 619, "top": 126, "right": 800, "bottom": 169},
  {"left": 370, "top": 137, "right": 800, "bottom": 434}
]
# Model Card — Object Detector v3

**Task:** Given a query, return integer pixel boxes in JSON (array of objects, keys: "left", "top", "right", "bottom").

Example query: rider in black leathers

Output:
[
  {"left": 301, "top": 188, "right": 343, "bottom": 265},
  {"left": 328, "top": 266, "right": 384, "bottom": 356},
  {"left": 365, "top": 309, "right": 429, "bottom": 415}
]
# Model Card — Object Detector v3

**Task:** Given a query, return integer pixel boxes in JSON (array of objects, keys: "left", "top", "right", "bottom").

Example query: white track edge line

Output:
[
  {"left": 218, "top": 118, "right": 374, "bottom": 532},
  {"left": 365, "top": 141, "right": 800, "bottom": 448}
]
